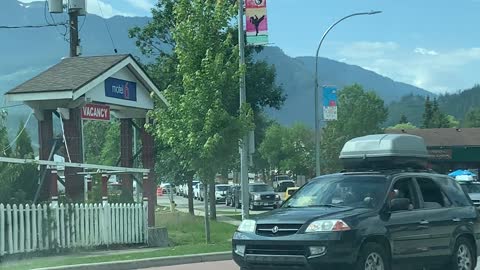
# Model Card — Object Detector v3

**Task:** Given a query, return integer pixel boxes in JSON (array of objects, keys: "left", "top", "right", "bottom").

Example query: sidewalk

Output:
[{"left": 171, "top": 207, "right": 241, "bottom": 226}]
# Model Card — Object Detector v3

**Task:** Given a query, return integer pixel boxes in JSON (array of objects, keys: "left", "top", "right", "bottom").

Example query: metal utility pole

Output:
[
  {"left": 69, "top": 9, "right": 80, "bottom": 57},
  {"left": 238, "top": 0, "right": 250, "bottom": 220},
  {"left": 314, "top": 11, "right": 382, "bottom": 177}
]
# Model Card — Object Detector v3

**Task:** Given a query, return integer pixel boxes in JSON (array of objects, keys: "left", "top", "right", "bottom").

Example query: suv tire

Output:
[
  {"left": 355, "top": 242, "right": 390, "bottom": 270},
  {"left": 450, "top": 237, "right": 475, "bottom": 270}
]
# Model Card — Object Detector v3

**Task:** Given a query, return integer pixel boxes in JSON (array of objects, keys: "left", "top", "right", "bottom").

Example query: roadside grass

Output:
[
  {"left": 0, "top": 244, "right": 230, "bottom": 270},
  {"left": 0, "top": 211, "right": 235, "bottom": 270},
  {"left": 156, "top": 210, "right": 236, "bottom": 246}
]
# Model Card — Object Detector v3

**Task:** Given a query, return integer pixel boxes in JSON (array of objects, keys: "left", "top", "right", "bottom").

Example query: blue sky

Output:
[{"left": 20, "top": 0, "right": 480, "bottom": 93}]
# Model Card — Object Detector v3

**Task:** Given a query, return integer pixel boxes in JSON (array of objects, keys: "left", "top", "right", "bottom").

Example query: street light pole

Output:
[
  {"left": 314, "top": 11, "right": 382, "bottom": 177},
  {"left": 238, "top": 0, "right": 250, "bottom": 220}
]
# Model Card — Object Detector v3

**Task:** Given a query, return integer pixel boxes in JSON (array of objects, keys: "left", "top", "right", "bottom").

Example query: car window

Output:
[
  {"left": 435, "top": 177, "right": 472, "bottom": 207},
  {"left": 390, "top": 178, "right": 419, "bottom": 210},
  {"left": 249, "top": 184, "right": 273, "bottom": 192},
  {"left": 416, "top": 177, "right": 452, "bottom": 208},
  {"left": 283, "top": 175, "right": 388, "bottom": 209}
]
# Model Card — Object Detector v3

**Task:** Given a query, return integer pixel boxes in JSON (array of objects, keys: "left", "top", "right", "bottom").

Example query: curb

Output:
[{"left": 34, "top": 252, "right": 232, "bottom": 270}]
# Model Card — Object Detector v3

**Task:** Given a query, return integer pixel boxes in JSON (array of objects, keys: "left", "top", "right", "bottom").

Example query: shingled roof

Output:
[
  {"left": 7, "top": 54, "right": 130, "bottom": 94},
  {"left": 386, "top": 128, "right": 480, "bottom": 147}
]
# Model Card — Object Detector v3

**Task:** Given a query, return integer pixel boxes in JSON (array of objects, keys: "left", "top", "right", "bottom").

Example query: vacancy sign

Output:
[{"left": 81, "top": 103, "right": 111, "bottom": 121}]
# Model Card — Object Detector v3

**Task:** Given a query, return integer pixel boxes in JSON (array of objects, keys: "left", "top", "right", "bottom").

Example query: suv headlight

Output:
[
  {"left": 253, "top": 194, "right": 261, "bottom": 201},
  {"left": 275, "top": 194, "right": 281, "bottom": 200},
  {"left": 238, "top": 219, "right": 256, "bottom": 233},
  {"left": 305, "top": 219, "right": 351, "bottom": 233}
]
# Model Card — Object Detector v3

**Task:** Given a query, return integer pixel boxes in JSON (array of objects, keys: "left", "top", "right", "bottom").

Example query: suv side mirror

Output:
[{"left": 390, "top": 198, "right": 411, "bottom": 212}]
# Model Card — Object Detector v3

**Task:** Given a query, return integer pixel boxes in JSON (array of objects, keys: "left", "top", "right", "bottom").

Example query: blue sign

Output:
[
  {"left": 105, "top": 77, "right": 137, "bottom": 101},
  {"left": 323, "top": 86, "right": 337, "bottom": 107},
  {"left": 323, "top": 86, "right": 338, "bottom": 121}
]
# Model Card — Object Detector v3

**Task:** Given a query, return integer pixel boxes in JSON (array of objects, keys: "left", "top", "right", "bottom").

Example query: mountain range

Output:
[{"left": 1, "top": 0, "right": 435, "bottom": 140}]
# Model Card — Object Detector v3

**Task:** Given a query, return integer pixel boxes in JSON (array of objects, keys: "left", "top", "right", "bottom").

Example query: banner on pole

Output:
[
  {"left": 323, "top": 86, "right": 338, "bottom": 121},
  {"left": 246, "top": 0, "right": 268, "bottom": 45}
]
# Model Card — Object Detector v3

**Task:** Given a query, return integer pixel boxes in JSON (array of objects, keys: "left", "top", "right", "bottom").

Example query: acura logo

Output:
[{"left": 272, "top": 226, "right": 279, "bottom": 234}]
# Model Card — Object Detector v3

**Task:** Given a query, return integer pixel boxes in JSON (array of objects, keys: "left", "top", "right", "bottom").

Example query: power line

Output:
[
  {"left": 0, "top": 23, "right": 67, "bottom": 29},
  {"left": 2, "top": 111, "right": 34, "bottom": 155},
  {"left": 96, "top": 0, "right": 118, "bottom": 54},
  {"left": 44, "top": 0, "right": 69, "bottom": 42}
]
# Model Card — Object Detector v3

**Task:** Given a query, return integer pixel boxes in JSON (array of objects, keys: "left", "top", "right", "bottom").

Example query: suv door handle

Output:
[
  {"left": 419, "top": 220, "right": 429, "bottom": 225},
  {"left": 453, "top": 218, "right": 461, "bottom": 222}
]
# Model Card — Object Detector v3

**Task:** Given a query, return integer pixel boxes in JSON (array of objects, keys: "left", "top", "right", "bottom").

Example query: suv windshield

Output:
[
  {"left": 249, "top": 184, "right": 274, "bottom": 193},
  {"left": 284, "top": 175, "right": 389, "bottom": 209},
  {"left": 216, "top": 185, "right": 229, "bottom": 191},
  {"left": 460, "top": 183, "right": 480, "bottom": 194}
]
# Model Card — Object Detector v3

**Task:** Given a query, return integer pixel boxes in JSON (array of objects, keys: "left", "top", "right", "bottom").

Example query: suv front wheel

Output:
[
  {"left": 451, "top": 237, "right": 475, "bottom": 270},
  {"left": 355, "top": 242, "right": 390, "bottom": 270}
]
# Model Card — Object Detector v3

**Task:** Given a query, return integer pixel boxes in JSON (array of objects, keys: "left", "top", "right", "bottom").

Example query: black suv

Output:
[
  {"left": 228, "top": 183, "right": 281, "bottom": 210},
  {"left": 232, "top": 134, "right": 480, "bottom": 270}
]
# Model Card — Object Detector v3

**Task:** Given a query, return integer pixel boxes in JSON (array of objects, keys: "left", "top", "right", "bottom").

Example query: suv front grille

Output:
[
  {"left": 260, "top": 194, "right": 275, "bottom": 200},
  {"left": 256, "top": 224, "right": 302, "bottom": 237},
  {"left": 246, "top": 244, "right": 306, "bottom": 256}
]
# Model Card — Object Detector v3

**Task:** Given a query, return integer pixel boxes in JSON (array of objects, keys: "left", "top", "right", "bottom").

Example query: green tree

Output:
[
  {"left": 99, "top": 121, "right": 121, "bottom": 166},
  {"left": 84, "top": 121, "right": 111, "bottom": 164},
  {"left": 399, "top": 114, "right": 408, "bottom": 124},
  {"left": 464, "top": 108, "right": 480, "bottom": 127},
  {"left": 145, "top": 0, "right": 251, "bottom": 241},
  {"left": 279, "top": 123, "right": 315, "bottom": 177},
  {"left": 15, "top": 121, "right": 34, "bottom": 158},
  {"left": 130, "top": 0, "right": 285, "bottom": 222},
  {"left": 320, "top": 84, "right": 388, "bottom": 173},
  {"left": 422, "top": 96, "right": 434, "bottom": 128},
  {"left": 259, "top": 123, "right": 285, "bottom": 171}
]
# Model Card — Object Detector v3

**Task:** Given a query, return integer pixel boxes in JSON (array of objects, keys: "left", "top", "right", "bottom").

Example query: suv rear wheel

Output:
[
  {"left": 450, "top": 237, "right": 474, "bottom": 270},
  {"left": 355, "top": 242, "right": 390, "bottom": 270}
]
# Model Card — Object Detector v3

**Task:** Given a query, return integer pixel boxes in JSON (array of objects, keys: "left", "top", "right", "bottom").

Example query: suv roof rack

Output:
[{"left": 339, "top": 134, "right": 429, "bottom": 170}]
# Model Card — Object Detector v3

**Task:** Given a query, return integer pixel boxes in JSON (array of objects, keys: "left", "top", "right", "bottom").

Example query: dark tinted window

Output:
[
  {"left": 435, "top": 177, "right": 471, "bottom": 207},
  {"left": 249, "top": 184, "right": 273, "bottom": 192},
  {"left": 417, "top": 177, "right": 452, "bottom": 208},
  {"left": 216, "top": 185, "right": 229, "bottom": 191}
]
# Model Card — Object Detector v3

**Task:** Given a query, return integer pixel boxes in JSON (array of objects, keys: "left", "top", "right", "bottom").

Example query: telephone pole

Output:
[
  {"left": 69, "top": 9, "right": 79, "bottom": 57},
  {"left": 238, "top": 0, "right": 250, "bottom": 220}
]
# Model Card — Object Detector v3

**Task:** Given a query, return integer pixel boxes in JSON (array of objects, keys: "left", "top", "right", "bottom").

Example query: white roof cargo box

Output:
[{"left": 340, "top": 134, "right": 429, "bottom": 170}]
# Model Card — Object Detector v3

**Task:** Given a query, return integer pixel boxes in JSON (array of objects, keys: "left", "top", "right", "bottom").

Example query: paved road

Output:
[
  {"left": 140, "top": 260, "right": 480, "bottom": 270},
  {"left": 141, "top": 261, "right": 237, "bottom": 270}
]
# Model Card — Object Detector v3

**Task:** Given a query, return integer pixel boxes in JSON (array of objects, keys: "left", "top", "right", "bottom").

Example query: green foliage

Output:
[
  {"left": 0, "top": 115, "right": 38, "bottom": 204},
  {"left": 146, "top": 0, "right": 250, "bottom": 184},
  {"left": 422, "top": 97, "right": 458, "bottom": 128},
  {"left": 388, "top": 123, "right": 418, "bottom": 130},
  {"left": 130, "top": 0, "right": 285, "bottom": 180},
  {"left": 99, "top": 121, "right": 121, "bottom": 166},
  {"left": 464, "top": 108, "right": 480, "bottom": 127},
  {"left": 259, "top": 123, "right": 315, "bottom": 177},
  {"left": 84, "top": 121, "right": 110, "bottom": 164},
  {"left": 399, "top": 114, "right": 408, "bottom": 124},
  {"left": 320, "top": 84, "right": 388, "bottom": 173}
]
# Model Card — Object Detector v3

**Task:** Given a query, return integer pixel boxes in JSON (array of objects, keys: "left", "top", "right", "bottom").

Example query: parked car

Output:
[
  {"left": 248, "top": 183, "right": 282, "bottom": 210},
  {"left": 272, "top": 175, "right": 293, "bottom": 190},
  {"left": 215, "top": 184, "right": 230, "bottom": 203},
  {"left": 285, "top": 186, "right": 299, "bottom": 200},
  {"left": 275, "top": 180, "right": 296, "bottom": 192},
  {"left": 233, "top": 134, "right": 480, "bottom": 270},
  {"left": 194, "top": 182, "right": 205, "bottom": 201},
  {"left": 458, "top": 180, "right": 480, "bottom": 207}
]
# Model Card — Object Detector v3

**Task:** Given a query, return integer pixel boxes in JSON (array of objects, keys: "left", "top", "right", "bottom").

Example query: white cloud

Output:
[
  {"left": 334, "top": 42, "right": 480, "bottom": 93},
  {"left": 124, "top": 0, "right": 154, "bottom": 12},
  {"left": 338, "top": 41, "right": 398, "bottom": 59},
  {"left": 414, "top": 47, "right": 439, "bottom": 56},
  {"left": 87, "top": 0, "right": 132, "bottom": 18}
]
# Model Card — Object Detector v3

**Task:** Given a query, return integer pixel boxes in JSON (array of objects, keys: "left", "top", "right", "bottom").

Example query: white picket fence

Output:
[{"left": 0, "top": 202, "right": 148, "bottom": 256}]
